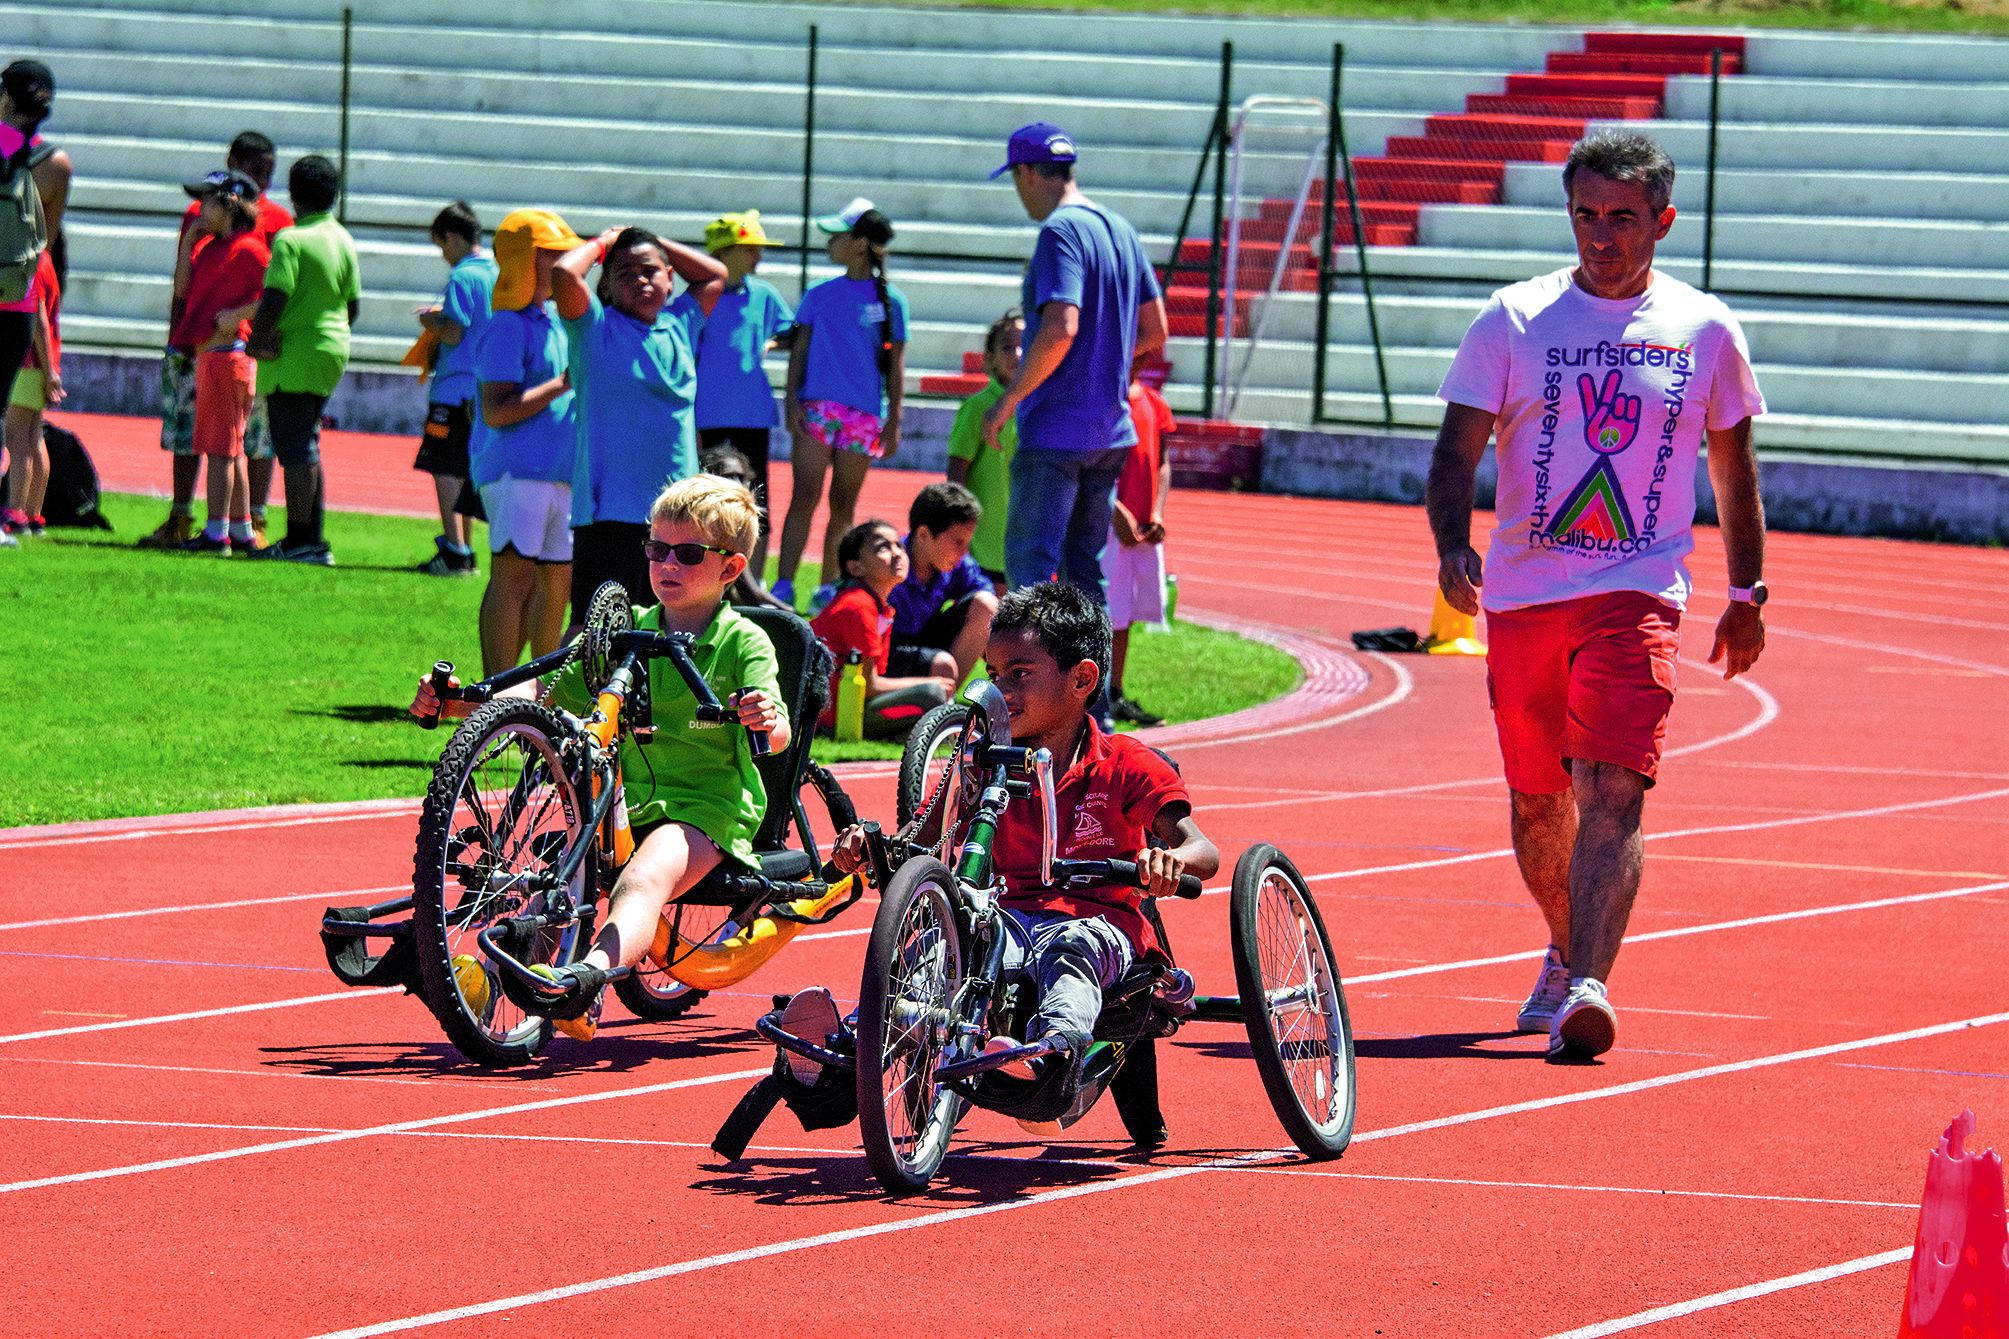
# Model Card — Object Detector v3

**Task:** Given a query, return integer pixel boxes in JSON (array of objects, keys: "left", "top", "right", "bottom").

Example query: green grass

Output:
[
  {"left": 0, "top": 493, "right": 1299, "bottom": 826},
  {"left": 879, "top": 0, "right": 2009, "bottom": 33}
]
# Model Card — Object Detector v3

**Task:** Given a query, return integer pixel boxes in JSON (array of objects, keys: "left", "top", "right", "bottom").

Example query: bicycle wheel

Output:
[
  {"left": 412, "top": 699, "right": 593, "bottom": 1067},
  {"left": 1229, "top": 843, "right": 1355, "bottom": 1158},
  {"left": 896, "top": 701, "right": 970, "bottom": 830},
  {"left": 856, "top": 856, "right": 969, "bottom": 1192},
  {"left": 612, "top": 900, "right": 737, "bottom": 1022}
]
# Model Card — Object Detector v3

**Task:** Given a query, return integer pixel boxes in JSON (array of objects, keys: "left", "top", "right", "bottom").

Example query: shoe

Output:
[
  {"left": 0, "top": 529, "right": 16, "bottom": 548},
  {"left": 1153, "top": 967, "right": 1197, "bottom": 1017},
  {"left": 1548, "top": 978, "right": 1618, "bottom": 1060},
  {"left": 178, "top": 533, "right": 232, "bottom": 556},
  {"left": 245, "top": 541, "right": 334, "bottom": 566},
  {"left": 526, "top": 962, "right": 606, "bottom": 1042},
  {"left": 981, "top": 1034, "right": 1037, "bottom": 1081},
  {"left": 250, "top": 515, "right": 268, "bottom": 548},
  {"left": 1516, "top": 946, "right": 1571, "bottom": 1033},
  {"left": 27, "top": 514, "right": 43, "bottom": 536},
  {"left": 450, "top": 953, "right": 494, "bottom": 1022},
  {"left": 2, "top": 507, "right": 31, "bottom": 535},
  {"left": 416, "top": 538, "right": 479, "bottom": 576},
  {"left": 807, "top": 583, "right": 837, "bottom": 616},
  {"left": 770, "top": 577, "right": 794, "bottom": 607},
  {"left": 137, "top": 513, "right": 195, "bottom": 549},
  {"left": 1111, "top": 695, "right": 1165, "bottom": 727}
]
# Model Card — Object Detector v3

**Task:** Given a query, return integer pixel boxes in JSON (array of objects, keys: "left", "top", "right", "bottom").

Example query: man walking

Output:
[
  {"left": 1426, "top": 129, "right": 1768, "bottom": 1061},
  {"left": 984, "top": 122, "right": 1167, "bottom": 615}
]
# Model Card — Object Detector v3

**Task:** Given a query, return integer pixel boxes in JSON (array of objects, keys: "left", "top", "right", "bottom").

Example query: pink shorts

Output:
[
  {"left": 191, "top": 348, "right": 255, "bottom": 458},
  {"left": 799, "top": 398, "right": 884, "bottom": 458},
  {"left": 1484, "top": 590, "right": 1682, "bottom": 793}
]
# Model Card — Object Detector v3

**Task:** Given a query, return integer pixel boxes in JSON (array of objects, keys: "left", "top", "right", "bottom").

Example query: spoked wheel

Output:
[
  {"left": 896, "top": 701, "right": 970, "bottom": 831},
  {"left": 412, "top": 700, "right": 592, "bottom": 1067},
  {"left": 1229, "top": 843, "right": 1356, "bottom": 1158},
  {"left": 612, "top": 900, "right": 737, "bottom": 1021},
  {"left": 856, "top": 856, "right": 970, "bottom": 1193}
]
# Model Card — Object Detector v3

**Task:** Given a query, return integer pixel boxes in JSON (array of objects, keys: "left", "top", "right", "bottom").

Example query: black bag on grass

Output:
[{"left": 40, "top": 421, "right": 112, "bottom": 530}]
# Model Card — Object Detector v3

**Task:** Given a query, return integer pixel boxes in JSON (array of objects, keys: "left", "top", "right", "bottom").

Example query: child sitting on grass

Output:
[
  {"left": 809, "top": 518, "right": 956, "bottom": 740},
  {"left": 410, "top": 475, "right": 788, "bottom": 1041},
  {"left": 889, "top": 481, "right": 998, "bottom": 686},
  {"left": 831, "top": 580, "right": 1218, "bottom": 1069}
]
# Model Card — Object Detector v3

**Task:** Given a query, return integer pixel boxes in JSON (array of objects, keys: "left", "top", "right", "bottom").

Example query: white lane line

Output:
[
  {"left": 0, "top": 1113, "right": 341, "bottom": 1135},
  {"left": 0, "top": 885, "right": 407, "bottom": 933},
  {"left": 1653, "top": 854, "right": 2009, "bottom": 881},
  {"left": 0, "top": 807, "right": 417, "bottom": 853},
  {"left": 0, "top": 989, "right": 400, "bottom": 1046},
  {"left": 1766, "top": 625, "right": 2009, "bottom": 678},
  {"left": 0, "top": 1056, "right": 458, "bottom": 1088},
  {"left": 1234, "top": 1168, "right": 1914, "bottom": 1212},
  {"left": 304, "top": 1011, "right": 2003, "bottom": 1338},
  {"left": 1540, "top": 1248, "right": 1912, "bottom": 1338},
  {"left": 0, "top": 1063, "right": 773, "bottom": 1195},
  {"left": 1803, "top": 600, "right": 2009, "bottom": 633}
]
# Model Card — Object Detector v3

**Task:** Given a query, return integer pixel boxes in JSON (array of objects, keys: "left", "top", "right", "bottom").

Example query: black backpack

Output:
[{"left": 40, "top": 421, "right": 111, "bottom": 529}]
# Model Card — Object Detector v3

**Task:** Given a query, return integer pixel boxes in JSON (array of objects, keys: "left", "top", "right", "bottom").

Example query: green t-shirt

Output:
[
  {"left": 946, "top": 378, "right": 1016, "bottom": 575},
  {"left": 546, "top": 602, "right": 784, "bottom": 868},
  {"left": 257, "top": 211, "right": 361, "bottom": 397}
]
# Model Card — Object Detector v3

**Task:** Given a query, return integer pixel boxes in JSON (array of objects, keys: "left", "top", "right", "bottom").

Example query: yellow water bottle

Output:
[{"left": 836, "top": 651, "right": 867, "bottom": 742}]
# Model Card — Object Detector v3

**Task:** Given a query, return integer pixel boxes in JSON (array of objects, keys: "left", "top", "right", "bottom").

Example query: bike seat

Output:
[{"left": 755, "top": 849, "right": 814, "bottom": 883}]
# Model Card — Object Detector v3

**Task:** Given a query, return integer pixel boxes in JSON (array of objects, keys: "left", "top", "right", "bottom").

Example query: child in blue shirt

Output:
[
  {"left": 774, "top": 198, "right": 908, "bottom": 614},
  {"left": 677, "top": 211, "right": 793, "bottom": 583},
  {"left": 412, "top": 200, "right": 496, "bottom": 575},
  {"left": 552, "top": 225, "right": 727, "bottom": 625},
  {"left": 888, "top": 481, "right": 997, "bottom": 685}
]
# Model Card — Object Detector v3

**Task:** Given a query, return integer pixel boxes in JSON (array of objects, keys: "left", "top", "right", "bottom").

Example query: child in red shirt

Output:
[
  {"left": 1102, "top": 373, "right": 1175, "bottom": 725},
  {"left": 810, "top": 518, "right": 955, "bottom": 739},
  {"left": 2, "top": 250, "right": 62, "bottom": 537}
]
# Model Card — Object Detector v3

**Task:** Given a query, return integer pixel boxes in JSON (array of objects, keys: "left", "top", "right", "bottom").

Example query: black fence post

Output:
[
  {"left": 1331, "top": 45, "right": 1392, "bottom": 427},
  {"left": 1703, "top": 46, "right": 1722, "bottom": 292},
  {"left": 337, "top": 6, "right": 353, "bottom": 223},
  {"left": 1312, "top": 43, "right": 1342, "bottom": 422},
  {"left": 1201, "top": 40, "right": 1232, "bottom": 422},
  {"left": 799, "top": 24, "right": 819, "bottom": 296}
]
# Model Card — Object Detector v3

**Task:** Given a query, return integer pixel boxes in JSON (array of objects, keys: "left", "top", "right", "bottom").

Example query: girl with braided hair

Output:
[{"left": 774, "top": 198, "right": 908, "bottom": 613}]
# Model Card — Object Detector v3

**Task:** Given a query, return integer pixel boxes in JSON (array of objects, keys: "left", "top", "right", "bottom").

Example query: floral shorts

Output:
[{"left": 799, "top": 398, "right": 884, "bottom": 458}]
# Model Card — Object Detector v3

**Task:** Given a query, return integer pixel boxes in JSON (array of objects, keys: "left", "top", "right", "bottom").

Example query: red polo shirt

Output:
[
  {"left": 994, "top": 720, "right": 1188, "bottom": 958},
  {"left": 810, "top": 583, "right": 892, "bottom": 730}
]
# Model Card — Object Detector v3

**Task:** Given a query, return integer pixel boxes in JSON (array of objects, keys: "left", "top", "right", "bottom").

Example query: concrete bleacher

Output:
[{"left": 24, "top": 0, "right": 2009, "bottom": 468}]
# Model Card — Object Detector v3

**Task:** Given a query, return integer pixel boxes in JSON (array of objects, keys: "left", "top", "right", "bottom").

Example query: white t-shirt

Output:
[{"left": 1437, "top": 268, "right": 1765, "bottom": 614}]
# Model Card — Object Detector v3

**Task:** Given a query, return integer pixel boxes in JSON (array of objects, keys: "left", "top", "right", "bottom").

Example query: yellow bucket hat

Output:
[
  {"left": 704, "top": 210, "right": 783, "bottom": 255},
  {"left": 491, "top": 208, "right": 585, "bottom": 312}
]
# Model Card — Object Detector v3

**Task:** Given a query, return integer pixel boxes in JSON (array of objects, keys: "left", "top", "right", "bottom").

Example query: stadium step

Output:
[
  {"left": 1385, "top": 133, "right": 1576, "bottom": 162},
  {"left": 1583, "top": 31, "right": 1747, "bottom": 56},
  {"left": 1354, "top": 157, "right": 1507, "bottom": 188},
  {"left": 1548, "top": 51, "right": 1743, "bottom": 76},
  {"left": 1466, "top": 93, "right": 1663, "bottom": 120},
  {"left": 1504, "top": 72, "right": 1671, "bottom": 100}
]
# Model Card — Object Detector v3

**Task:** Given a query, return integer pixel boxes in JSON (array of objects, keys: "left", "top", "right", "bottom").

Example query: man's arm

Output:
[
  {"left": 1705, "top": 416, "right": 1766, "bottom": 680},
  {"left": 1133, "top": 294, "right": 1168, "bottom": 365},
  {"left": 1425, "top": 401, "right": 1497, "bottom": 617},
  {"left": 983, "top": 300, "right": 1076, "bottom": 447}
]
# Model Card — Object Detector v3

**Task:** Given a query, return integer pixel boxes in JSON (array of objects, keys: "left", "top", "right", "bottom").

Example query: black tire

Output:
[
  {"left": 856, "top": 856, "right": 969, "bottom": 1192},
  {"left": 1229, "top": 843, "right": 1356, "bottom": 1158},
  {"left": 612, "top": 900, "right": 738, "bottom": 1022},
  {"left": 896, "top": 701, "right": 970, "bottom": 830},
  {"left": 411, "top": 699, "right": 593, "bottom": 1067}
]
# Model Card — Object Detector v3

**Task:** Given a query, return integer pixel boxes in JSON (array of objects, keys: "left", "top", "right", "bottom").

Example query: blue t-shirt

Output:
[
  {"left": 1018, "top": 203, "right": 1161, "bottom": 453},
  {"left": 429, "top": 252, "right": 498, "bottom": 407},
  {"left": 563, "top": 293, "right": 703, "bottom": 527},
  {"left": 470, "top": 302, "right": 576, "bottom": 487},
  {"left": 889, "top": 541, "right": 995, "bottom": 640},
  {"left": 794, "top": 275, "right": 909, "bottom": 419},
  {"left": 674, "top": 275, "right": 793, "bottom": 430}
]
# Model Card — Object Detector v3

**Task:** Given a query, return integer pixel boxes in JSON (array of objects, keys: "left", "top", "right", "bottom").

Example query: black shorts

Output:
[
  {"left": 887, "top": 593, "right": 982, "bottom": 676},
  {"left": 570, "top": 521, "right": 653, "bottom": 623},
  {"left": 414, "top": 401, "right": 472, "bottom": 478},
  {"left": 266, "top": 390, "right": 326, "bottom": 468}
]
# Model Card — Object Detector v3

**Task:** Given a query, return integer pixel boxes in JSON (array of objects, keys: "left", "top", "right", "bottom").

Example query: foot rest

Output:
[{"left": 319, "top": 903, "right": 420, "bottom": 992}]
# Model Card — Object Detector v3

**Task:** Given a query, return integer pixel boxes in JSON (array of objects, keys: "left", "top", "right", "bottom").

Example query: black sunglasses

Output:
[{"left": 642, "top": 539, "right": 736, "bottom": 565}]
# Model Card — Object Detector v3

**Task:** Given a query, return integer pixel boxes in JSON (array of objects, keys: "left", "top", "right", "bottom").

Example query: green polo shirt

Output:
[
  {"left": 257, "top": 211, "right": 361, "bottom": 397},
  {"left": 546, "top": 601, "right": 783, "bottom": 868},
  {"left": 946, "top": 377, "right": 1016, "bottom": 574}
]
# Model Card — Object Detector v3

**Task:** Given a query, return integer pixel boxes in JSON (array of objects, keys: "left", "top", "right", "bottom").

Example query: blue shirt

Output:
[
  {"left": 429, "top": 252, "right": 498, "bottom": 407},
  {"left": 564, "top": 292, "right": 703, "bottom": 527},
  {"left": 1018, "top": 203, "right": 1161, "bottom": 453},
  {"left": 673, "top": 275, "right": 793, "bottom": 430},
  {"left": 470, "top": 302, "right": 575, "bottom": 487},
  {"left": 794, "top": 275, "right": 909, "bottom": 418},
  {"left": 889, "top": 541, "right": 995, "bottom": 640}
]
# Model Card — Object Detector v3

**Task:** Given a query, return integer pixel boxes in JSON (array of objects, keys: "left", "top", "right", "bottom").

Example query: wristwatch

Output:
[{"left": 1728, "top": 580, "right": 1769, "bottom": 607}]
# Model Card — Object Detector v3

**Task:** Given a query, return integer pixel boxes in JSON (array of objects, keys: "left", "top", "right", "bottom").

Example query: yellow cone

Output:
[{"left": 1422, "top": 590, "right": 1486, "bottom": 656}]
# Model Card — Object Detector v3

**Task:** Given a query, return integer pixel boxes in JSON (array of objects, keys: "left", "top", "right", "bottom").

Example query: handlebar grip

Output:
[
  {"left": 731, "top": 689, "right": 772, "bottom": 756},
  {"left": 419, "top": 661, "right": 455, "bottom": 731},
  {"left": 1103, "top": 858, "right": 1205, "bottom": 899}
]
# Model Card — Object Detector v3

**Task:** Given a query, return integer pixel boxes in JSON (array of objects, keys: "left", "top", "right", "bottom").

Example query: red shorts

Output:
[
  {"left": 191, "top": 348, "right": 255, "bottom": 458},
  {"left": 1484, "top": 590, "right": 1681, "bottom": 793}
]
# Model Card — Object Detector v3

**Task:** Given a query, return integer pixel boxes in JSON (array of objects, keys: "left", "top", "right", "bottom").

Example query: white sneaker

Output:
[
  {"left": 1548, "top": 978, "right": 1618, "bottom": 1060},
  {"left": 1516, "top": 946, "right": 1570, "bottom": 1033}
]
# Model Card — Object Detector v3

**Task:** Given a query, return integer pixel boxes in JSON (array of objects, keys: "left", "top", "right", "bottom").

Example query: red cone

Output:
[{"left": 1898, "top": 1109, "right": 2009, "bottom": 1339}]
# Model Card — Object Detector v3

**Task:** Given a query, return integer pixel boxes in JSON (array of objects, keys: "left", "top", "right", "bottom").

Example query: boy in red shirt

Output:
[
  {"left": 1, "top": 250, "right": 62, "bottom": 538},
  {"left": 1102, "top": 372, "right": 1175, "bottom": 726},
  {"left": 834, "top": 580, "right": 1218, "bottom": 1065},
  {"left": 809, "top": 518, "right": 955, "bottom": 739}
]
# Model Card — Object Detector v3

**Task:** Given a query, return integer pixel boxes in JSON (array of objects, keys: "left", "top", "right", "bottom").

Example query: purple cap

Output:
[
  {"left": 182, "top": 169, "right": 260, "bottom": 202},
  {"left": 988, "top": 122, "right": 1078, "bottom": 180}
]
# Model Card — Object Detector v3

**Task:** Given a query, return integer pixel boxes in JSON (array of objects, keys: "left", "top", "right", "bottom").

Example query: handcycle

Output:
[
  {"left": 717, "top": 680, "right": 1356, "bottom": 1192},
  {"left": 317, "top": 582, "right": 868, "bottom": 1067}
]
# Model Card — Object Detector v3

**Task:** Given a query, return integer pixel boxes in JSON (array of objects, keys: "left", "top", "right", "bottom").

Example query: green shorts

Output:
[
  {"left": 9, "top": 365, "right": 42, "bottom": 411},
  {"left": 160, "top": 350, "right": 272, "bottom": 459}
]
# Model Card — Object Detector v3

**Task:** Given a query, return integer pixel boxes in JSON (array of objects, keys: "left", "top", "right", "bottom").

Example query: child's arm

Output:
[
  {"left": 1136, "top": 800, "right": 1219, "bottom": 899},
  {"left": 551, "top": 232, "right": 614, "bottom": 323},
  {"left": 27, "top": 302, "right": 59, "bottom": 405},
  {"left": 482, "top": 374, "right": 569, "bottom": 429},
  {"left": 660, "top": 236, "right": 728, "bottom": 317},
  {"left": 864, "top": 659, "right": 955, "bottom": 699},
  {"left": 1110, "top": 499, "right": 1141, "bottom": 546},
  {"left": 245, "top": 287, "right": 289, "bottom": 360},
  {"left": 200, "top": 301, "right": 258, "bottom": 353},
  {"left": 878, "top": 342, "right": 905, "bottom": 459},
  {"left": 783, "top": 322, "right": 810, "bottom": 439},
  {"left": 730, "top": 688, "right": 790, "bottom": 756},
  {"left": 408, "top": 672, "right": 537, "bottom": 722},
  {"left": 1143, "top": 450, "right": 1172, "bottom": 544}
]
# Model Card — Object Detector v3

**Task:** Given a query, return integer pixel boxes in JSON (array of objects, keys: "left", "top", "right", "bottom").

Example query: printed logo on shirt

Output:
[
  {"left": 1531, "top": 348, "right": 1694, "bottom": 561},
  {"left": 860, "top": 303, "right": 886, "bottom": 324},
  {"left": 1072, "top": 788, "right": 1110, "bottom": 848}
]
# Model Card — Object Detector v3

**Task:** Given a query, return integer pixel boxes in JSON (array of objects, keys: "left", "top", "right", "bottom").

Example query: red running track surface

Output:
[{"left": 8, "top": 412, "right": 2009, "bottom": 1337}]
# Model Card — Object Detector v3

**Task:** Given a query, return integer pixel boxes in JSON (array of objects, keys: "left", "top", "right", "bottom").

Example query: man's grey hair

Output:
[{"left": 1563, "top": 130, "right": 1676, "bottom": 212}]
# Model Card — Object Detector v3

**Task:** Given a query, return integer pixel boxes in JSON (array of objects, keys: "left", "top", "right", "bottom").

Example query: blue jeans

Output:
[{"left": 1004, "top": 445, "right": 1129, "bottom": 600}]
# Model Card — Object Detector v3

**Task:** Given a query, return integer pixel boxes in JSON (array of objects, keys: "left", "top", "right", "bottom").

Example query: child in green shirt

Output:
[
  {"left": 945, "top": 309, "right": 1023, "bottom": 588},
  {"left": 410, "top": 475, "right": 788, "bottom": 1040}
]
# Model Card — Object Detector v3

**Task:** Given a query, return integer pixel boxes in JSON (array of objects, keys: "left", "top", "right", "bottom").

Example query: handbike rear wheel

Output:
[
  {"left": 1229, "top": 843, "right": 1356, "bottom": 1158},
  {"left": 412, "top": 700, "right": 592, "bottom": 1068},
  {"left": 612, "top": 900, "right": 737, "bottom": 1022},
  {"left": 856, "top": 856, "right": 969, "bottom": 1192}
]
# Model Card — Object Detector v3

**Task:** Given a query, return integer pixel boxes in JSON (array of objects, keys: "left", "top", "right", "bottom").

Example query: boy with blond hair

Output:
[{"left": 411, "top": 474, "right": 788, "bottom": 1040}]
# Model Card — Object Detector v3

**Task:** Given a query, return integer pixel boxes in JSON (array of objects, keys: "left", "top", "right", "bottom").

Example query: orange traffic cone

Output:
[
  {"left": 1422, "top": 590, "right": 1486, "bottom": 656},
  {"left": 1898, "top": 1109, "right": 2009, "bottom": 1339}
]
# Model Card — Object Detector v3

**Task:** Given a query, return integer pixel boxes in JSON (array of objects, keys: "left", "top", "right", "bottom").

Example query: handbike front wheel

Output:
[
  {"left": 412, "top": 699, "right": 592, "bottom": 1067},
  {"left": 856, "top": 856, "right": 969, "bottom": 1193},
  {"left": 1229, "top": 843, "right": 1356, "bottom": 1158},
  {"left": 896, "top": 701, "right": 970, "bottom": 831}
]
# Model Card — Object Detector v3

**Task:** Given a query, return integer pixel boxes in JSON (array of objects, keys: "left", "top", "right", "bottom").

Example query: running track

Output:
[{"left": 6, "top": 412, "right": 2007, "bottom": 1336}]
